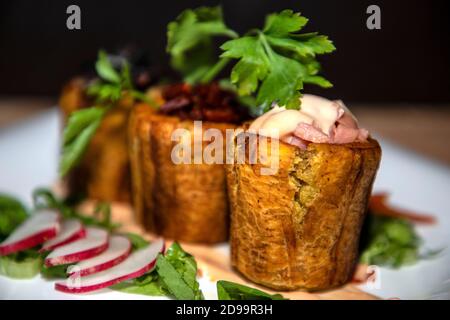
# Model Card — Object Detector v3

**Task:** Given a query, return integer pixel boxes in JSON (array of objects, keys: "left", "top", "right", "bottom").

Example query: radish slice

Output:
[
  {"left": 41, "top": 219, "right": 86, "bottom": 252},
  {"left": 55, "top": 238, "right": 165, "bottom": 293},
  {"left": 45, "top": 227, "right": 108, "bottom": 267},
  {"left": 0, "top": 210, "right": 60, "bottom": 256},
  {"left": 69, "top": 235, "right": 132, "bottom": 277}
]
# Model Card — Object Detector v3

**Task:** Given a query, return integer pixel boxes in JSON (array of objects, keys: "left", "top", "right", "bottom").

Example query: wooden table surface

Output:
[{"left": 1, "top": 97, "right": 450, "bottom": 165}]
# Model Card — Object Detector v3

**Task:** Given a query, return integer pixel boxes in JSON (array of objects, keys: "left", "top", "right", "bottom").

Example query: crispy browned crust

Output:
[
  {"left": 226, "top": 134, "right": 382, "bottom": 291},
  {"left": 128, "top": 104, "right": 236, "bottom": 243},
  {"left": 59, "top": 78, "right": 133, "bottom": 203}
]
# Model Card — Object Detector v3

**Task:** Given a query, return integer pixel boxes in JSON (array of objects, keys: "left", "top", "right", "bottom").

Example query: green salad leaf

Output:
[
  {"left": 124, "top": 232, "right": 150, "bottom": 251},
  {"left": 167, "top": 6, "right": 237, "bottom": 84},
  {"left": 111, "top": 271, "right": 167, "bottom": 296},
  {"left": 156, "top": 242, "right": 203, "bottom": 300},
  {"left": 155, "top": 254, "right": 198, "bottom": 300},
  {"left": 0, "top": 195, "right": 41, "bottom": 279},
  {"left": 40, "top": 263, "right": 70, "bottom": 279},
  {"left": 217, "top": 280, "right": 286, "bottom": 300},
  {"left": 112, "top": 242, "right": 204, "bottom": 300},
  {"left": 360, "top": 215, "right": 422, "bottom": 268},
  {"left": 32, "top": 188, "right": 120, "bottom": 231},
  {"left": 221, "top": 9, "right": 335, "bottom": 110},
  {"left": 0, "top": 250, "right": 42, "bottom": 279},
  {"left": 0, "top": 194, "right": 28, "bottom": 241}
]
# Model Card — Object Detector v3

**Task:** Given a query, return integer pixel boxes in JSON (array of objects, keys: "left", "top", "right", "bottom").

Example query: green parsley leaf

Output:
[
  {"left": 86, "top": 83, "right": 122, "bottom": 103},
  {"left": 263, "top": 9, "right": 308, "bottom": 37},
  {"left": 255, "top": 48, "right": 305, "bottom": 110},
  {"left": 96, "top": 50, "right": 121, "bottom": 84},
  {"left": 221, "top": 9, "right": 335, "bottom": 110},
  {"left": 167, "top": 6, "right": 237, "bottom": 84},
  {"left": 216, "top": 280, "right": 286, "bottom": 300},
  {"left": 61, "top": 51, "right": 152, "bottom": 177},
  {"left": 304, "top": 75, "right": 333, "bottom": 88},
  {"left": 59, "top": 107, "right": 106, "bottom": 177},
  {"left": 221, "top": 37, "right": 269, "bottom": 97}
]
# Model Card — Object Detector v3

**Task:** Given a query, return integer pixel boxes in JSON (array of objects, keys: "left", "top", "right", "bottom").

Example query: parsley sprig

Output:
[
  {"left": 59, "top": 51, "right": 149, "bottom": 177},
  {"left": 167, "top": 8, "right": 335, "bottom": 111},
  {"left": 166, "top": 6, "right": 237, "bottom": 84},
  {"left": 221, "top": 9, "right": 335, "bottom": 110}
]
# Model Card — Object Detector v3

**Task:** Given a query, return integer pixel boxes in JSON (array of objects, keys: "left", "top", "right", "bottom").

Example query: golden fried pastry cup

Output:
[
  {"left": 128, "top": 103, "right": 236, "bottom": 243},
  {"left": 226, "top": 133, "right": 381, "bottom": 291}
]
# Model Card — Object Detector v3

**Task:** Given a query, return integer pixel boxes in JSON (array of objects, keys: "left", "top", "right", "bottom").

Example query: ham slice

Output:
[
  {"left": 249, "top": 94, "right": 369, "bottom": 148},
  {"left": 281, "top": 135, "right": 309, "bottom": 149},
  {"left": 294, "top": 123, "right": 330, "bottom": 143},
  {"left": 299, "top": 95, "right": 343, "bottom": 135}
]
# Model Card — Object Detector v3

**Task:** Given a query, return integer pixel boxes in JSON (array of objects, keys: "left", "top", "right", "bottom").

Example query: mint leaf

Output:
[
  {"left": 60, "top": 107, "right": 106, "bottom": 177},
  {"left": 217, "top": 280, "right": 286, "bottom": 300},
  {"left": 167, "top": 6, "right": 237, "bottom": 83}
]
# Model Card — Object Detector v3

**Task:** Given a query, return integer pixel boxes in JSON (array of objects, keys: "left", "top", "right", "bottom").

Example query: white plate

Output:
[{"left": 0, "top": 109, "right": 449, "bottom": 300}]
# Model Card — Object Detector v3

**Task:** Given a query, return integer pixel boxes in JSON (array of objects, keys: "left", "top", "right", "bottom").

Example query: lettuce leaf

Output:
[
  {"left": 217, "top": 280, "right": 286, "bottom": 300},
  {"left": 0, "top": 194, "right": 28, "bottom": 241}
]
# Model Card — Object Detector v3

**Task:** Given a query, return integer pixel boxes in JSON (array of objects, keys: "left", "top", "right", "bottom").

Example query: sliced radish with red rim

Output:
[
  {"left": 45, "top": 227, "right": 108, "bottom": 267},
  {"left": 69, "top": 235, "right": 132, "bottom": 277},
  {"left": 55, "top": 238, "right": 165, "bottom": 293},
  {"left": 41, "top": 219, "right": 85, "bottom": 252},
  {"left": 0, "top": 210, "right": 60, "bottom": 256}
]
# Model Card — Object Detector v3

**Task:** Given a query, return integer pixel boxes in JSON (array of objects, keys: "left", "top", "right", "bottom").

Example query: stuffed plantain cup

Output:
[
  {"left": 58, "top": 51, "right": 153, "bottom": 203},
  {"left": 129, "top": 83, "right": 250, "bottom": 243},
  {"left": 226, "top": 95, "right": 382, "bottom": 291},
  {"left": 59, "top": 78, "right": 133, "bottom": 202}
]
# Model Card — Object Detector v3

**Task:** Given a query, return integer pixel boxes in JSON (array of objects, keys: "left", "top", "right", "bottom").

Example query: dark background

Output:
[{"left": 0, "top": 0, "right": 449, "bottom": 103}]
